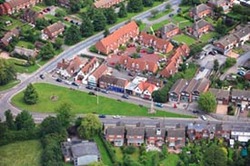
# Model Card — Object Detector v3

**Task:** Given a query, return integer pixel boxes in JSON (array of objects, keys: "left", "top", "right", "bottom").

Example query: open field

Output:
[
  {"left": 12, "top": 83, "right": 193, "bottom": 118},
  {"left": 0, "top": 80, "right": 20, "bottom": 92},
  {"left": 172, "top": 34, "right": 196, "bottom": 46},
  {"left": 0, "top": 140, "right": 42, "bottom": 166}
]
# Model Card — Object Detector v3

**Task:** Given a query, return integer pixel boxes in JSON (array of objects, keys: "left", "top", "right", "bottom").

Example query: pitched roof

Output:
[
  {"left": 126, "top": 127, "right": 145, "bottom": 136},
  {"left": 1, "top": 28, "right": 20, "bottom": 46},
  {"left": 193, "top": 78, "right": 210, "bottom": 93},
  {"left": 146, "top": 128, "right": 166, "bottom": 138},
  {"left": 167, "top": 128, "right": 185, "bottom": 138},
  {"left": 91, "top": 64, "right": 108, "bottom": 79},
  {"left": 99, "top": 75, "right": 129, "bottom": 88},
  {"left": 137, "top": 82, "right": 157, "bottom": 94},
  {"left": 183, "top": 78, "right": 199, "bottom": 94},
  {"left": 194, "top": 19, "right": 211, "bottom": 30},
  {"left": 13, "top": 46, "right": 37, "bottom": 57},
  {"left": 81, "top": 57, "right": 98, "bottom": 73},
  {"left": 233, "top": 25, "right": 250, "bottom": 39},
  {"left": 209, "top": 88, "right": 230, "bottom": 100},
  {"left": 106, "top": 126, "right": 125, "bottom": 136},
  {"left": 44, "top": 21, "right": 64, "bottom": 34},
  {"left": 94, "top": 0, "right": 123, "bottom": 8},
  {"left": 8, "top": 0, "right": 34, "bottom": 8},
  {"left": 208, "top": 0, "right": 227, "bottom": 6},
  {"left": 71, "top": 142, "right": 99, "bottom": 158},
  {"left": 231, "top": 89, "right": 250, "bottom": 98},
  {"left": 169, "top": 79, "right": 188, "bottom": 94},
  {"left": 191, "top": 3, "right": 211, "bottom": 15},
  {"left": 162, "top": 23, "right": 179, "bottom": 34},
  {"left": 215, "top": 34, "right": 238, "bottom": 47}
]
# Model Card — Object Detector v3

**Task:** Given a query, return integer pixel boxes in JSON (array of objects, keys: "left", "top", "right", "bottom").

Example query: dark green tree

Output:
[
  {"left": 143, "top": 0, "right": 154, "bottom": 7},
  {"left": 103, "top": 27, "right": 110, "bottom": 37},
  {"left": 39, "top": 42, "right": 55, "bottom": 60},
  {"left": 44, "top": 0, "right": 56, "bottom": 6},
  {"left": 80, "top": 14, "right": 94, "bottom": 37},
  {"left": 127, "top": 0, "right": 144, "bottom": 13},
  {"left": 69, "top": 0, "right": 83, "bottom": 13},
  {"left": 53, "top": 37, "right": 63, "bottom": 50},
  {"left": 40, "top": 116, "right": 66, "bottom": 137},
  {"left": 104, "top": 8, "right": 117, "bottom": 25},
  {"left": 55, "top": 9, "right": 67, "bottom": 18},
  {"left": 35, "top": 18, "right": 50, "bottom": 30},
  {"left": 23, "top": 83, "right": 38, "bottom": 105},
  {"left": 213, "top": 59, "right": 219, "bottom": 71},
  {"left": 77, "top": 113, "right": 102, "bottom": 139},
  {"left": 93, "top": 10, "right": 107, "bottom": 31},
  {"left": 118, "top": 3, "right": 127, "bottom": 18},
  {"left": 86, "top": 6, "right": 96, "bottom": 20},
  {"left": 203, "top": 144, "right": 227, "bottom": 166},
  {"left": 198, "top": 92, "right": 217, "bottom": 113},
  {"left": 64, "top": 25, "right": 82, "bottom": 45},
  {"left": 215, "top": 18, "right": 227, "bottom": 36},
  {"left": 0, "top": 58, "right": 16, "bottom": 85},
  {"left": 15, "top": 110, "right": 35, "bottom": 131},
  {"left": 56, "top": 103, "right": 73, "bottom": 128},
  {"left": 4, "top": 110, "right": 15, "bottom": 130}
]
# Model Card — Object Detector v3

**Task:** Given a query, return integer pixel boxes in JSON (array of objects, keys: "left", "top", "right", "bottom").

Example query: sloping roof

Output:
[
  {"left": 194, "top": 19, "right": 210, "bottom": 30},
  {"left": 44, "top": 21, "right": 64, "bottom": 34},
  {"left": 94, "top": 0, "right": 124, "bottom": 8},
  {"left": 215, "top": 34, "right": 238, "bottom": 47},
  {"left": 233, "top": 25, "right": 250, "bottom": 39},
  {"left": 183, "top": 78, "right": 199, "bottom": 94},
  {"left": 146, "top": 128, "right": 166, "bottom": 138},
  {"left": 137, "top": 82, "right": 157, "bottom": 93},
  {"left": 169, "top": 79, "right": 188, "bottom": 94},
  {"left": 71, "top": 142, "right": 99, "bottom": 158},
  {"left": 191, "top": 3, "right": 211, "bottom": 15},
  {"left": 13, "top": 46, "right": 37, "bottom": 57},
  {"left": 167, "top": 128, "right": 185, "bottom": 138},
  {"left": 81, "top": 57, "right": 98, "bottom": 74},
  {"left": 193, "top": 78, "right": 210, "bottom": 93},
  {"left": 1, "top": 28, "right": 20, "bottom": 46},
  {"left": 99, "top": 75, "right": 128, "bottom": 88},
  {"left": 106, "top": 126, "right": 125, "bottom": 135},
  {"left": 209, "top": 88, "right": 230, "bottom": 100},
  {"left": 208, "top": 0, "right": 227, "bottom": 6},
  {"left": 91, "top": 64, "right": 108, "bottom": 79},
  {"left": 126, "top": 127, "right": 145, "bottom": 136},
  {"left": 162, "top": 23, "right": 179, "bottom": 34},
  {"left": 231, "top": 89, "right": 250, "bottom": 98},
  {"left": 8, "top": 0, "right": 33, "bottom": 8}
]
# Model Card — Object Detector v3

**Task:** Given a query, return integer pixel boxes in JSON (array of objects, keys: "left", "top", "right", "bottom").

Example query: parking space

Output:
[{"left": 197, "top": 54, "right": 227, "bottom": 70}]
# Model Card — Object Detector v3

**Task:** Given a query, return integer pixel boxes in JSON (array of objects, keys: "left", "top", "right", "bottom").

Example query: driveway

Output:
[{"left": 197, "top": 54, "right": 227, "bottom": 70}]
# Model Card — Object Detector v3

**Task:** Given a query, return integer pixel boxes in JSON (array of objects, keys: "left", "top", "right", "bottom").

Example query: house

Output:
[
  {"left": 166, "top": 125, "right": 186, "bottom": 149},
  {"left": 145, "top": 123, "right": 166, "bottom": 147},
  {"left": 99, "top": 75, "right": 129, "bottom": 93},
  {"left": 76, "top": 57, "right": 99, "bottom": 83},
  {"left": 207, "top": 0, "right": 231, "bottom": 12},
  {"left": 189, "top": 4, "right": 212, "bottom": 19},
  {"left": 215, "top": 124, "right": 231, "bottom": 140},
  {"left": 57, "top": 56, "right": 88, "bottom": 79},
  {"left": 146, "top": 77, "right": 163, "bottom": 88},
  {"left": 169, "top": 79, "right": 188, "bottom": 102},
  {"left": 233, "top": 25, "right": 250, "bottom": 46},
  {"left": 187, "top": 123, "right": 215, "bottom": 141},
  {"left": 95, "top": 21, "right": 139, "bottom": 55},
  {"left": 231, "top": 126, "right": 250, "bottom": 142},
  {"left": 191, "top": 77, "right": 210, "bottom": 101},
  {"left": 22, "top": 9, "right": 43, "bottom": 24},
  {"left": 88, "top": 64, "right": 108, "bottom": 87},
  {"left": 188, "top": 19, "right": 213, "bottom": 38},
  {"left": 160, "top": 44, "right": 190, "bottom": 78},
  {"left": 0, "top": 0, "right": 42, "bottom": 15},
  {"left": 126, "top": 122, "right": 145, "bottom": 146},
  {"left": 125, "top": 76, "right": 147, "bottom": 95},
  {"left": 0, "top": 28, "right": 20, "bottom": 47},
  {"left": 94, "top": 0, "right": 124, "bottom": 8},
  {"left": 119, "top": 55, "right": 159, "bottom": 73},
  {"left": 138, "top": 32, "right": 174, "bottom": 54},
  {"left": 161, "top": 23, "right": 181, "bottom": 39},
  {"left": 209, "top": 88, "right": 230, "bottom": 105},
  {"left": 180, "top": 78, "right": 199, "bottom": 102},
  {"left": 231, "top": 89, "right": 250, "bottom": 110},
  {"left": 42, "top": 21, "right": 65, "bottom": 40},
  {"left": 133, "top": 81, "right": 158, "bottom": 100},
  {"left": 105, "top": 126, "right": 125, "bottom": 146},
  {"left": 13, "top": 46, "right": 37, "bottom": 58},
  {"left": 62, "top": 140, "right": 100, "bottom": 166}
]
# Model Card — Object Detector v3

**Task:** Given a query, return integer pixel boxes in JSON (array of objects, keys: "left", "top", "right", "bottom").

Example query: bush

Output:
[{"left": 123, "top": 146, "right": 136, "bottom": 154}]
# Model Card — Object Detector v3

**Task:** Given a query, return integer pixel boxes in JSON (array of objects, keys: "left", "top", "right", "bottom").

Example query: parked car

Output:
[
  {"left": 98, "top": 114, "right": 106, "bottom": 118},
  {"left": 192, "top": 110, "right": 200, "bottom": 114},
  {"left": 39, "top": 74, "right": 45, "bottom": 79},
  {"left": 65, "top": 80, "right": 72, "bottom": 85},
  {"left": 201, "top": 115, "right": 207, "bottom": 121},
  {"left": 122, "top": 94, "right": 129, "bottom": 99},
  {"left": 101, "top": 89, "right": 109, "bottom": 94},
  {"left": 94, "top": 87, "right": 101, "bottom": 91},
  {"left": 71, "top": 82, "right": 79, "bottom": 87},
  {"left": 113, "top": 115, "right": 121, "bottom": 119},
  {"left": 88, "top": 91, "right": 96, "bottom": 95},
  {"left": 56, "top": 78, "right": 62, "bottom": 82},
  {"left": 86, "top": 86, "right": 93, "bottom": 90},
  {"left": 237, "top": 70, "right": 246, "bottom": 76},
  {"left": 169, "top": 13, "right": 174, "bottom": 17},
  {"left": 154, "top": 103, "right": 163, "bottom": 108}
]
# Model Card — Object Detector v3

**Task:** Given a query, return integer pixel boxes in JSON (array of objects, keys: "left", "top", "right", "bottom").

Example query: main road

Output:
[{"left": 0, "top": 0, "right": 182, "bottom": 120}]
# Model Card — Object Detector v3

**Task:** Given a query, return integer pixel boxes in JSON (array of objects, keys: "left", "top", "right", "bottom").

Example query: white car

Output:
[
  {"left": 201, "top": 115, "right": 207, "bottom": 121},
  {"left": 113, "top": 115, "right": 121, "bottom": 119}
]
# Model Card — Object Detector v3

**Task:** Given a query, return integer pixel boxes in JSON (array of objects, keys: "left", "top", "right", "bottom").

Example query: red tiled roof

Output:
[
  {"left": 91, "top": 64, "right": 108, "bottom": 79},
  {"left": 137, "top": 82, "right": 156, "bottom": 94},
  {"left": 94, "top": 0, "right": 124, "bottom": 8},
  {"left": 45, "top": 21, "right": 64, "bottom": 34},
  {"left": 81, "top": 57, "right": 98, "bottom": 74}
]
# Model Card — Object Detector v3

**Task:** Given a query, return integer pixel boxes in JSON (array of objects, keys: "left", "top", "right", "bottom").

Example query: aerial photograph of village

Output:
[{"left": 0, "top": 0, "right": 250, "bottom": 165}]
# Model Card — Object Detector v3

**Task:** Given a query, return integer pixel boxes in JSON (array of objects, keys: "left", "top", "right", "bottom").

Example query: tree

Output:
[
  {"left": 4, "top": 110, "right": 15, "bottom": 130},
  {"left": 64, "top": 25, "right": 82, "bottom": 45},
  {"left": 118, "top": 3, "right": 127, "bottom": 18},
  {"left": 56, "top": 103, "right": 73, "bottom": 128},
  {"left": 53, "top": 37, "right": 63, "bottom": 50},
  {"left": 104, "top": 8, "right": 117, "bottom": 25},
  {"left": 40, "top": 116, "right": 66, "bottom": 137},
  {"left": 203, "top": 144, "right": 227, "bottom": 166},
  {"left": 224, "top": 57, "right": 236, "bottom": 68},
  {"left": 213, "top": 59, "right": 219, "bottom": 71},
  {"left": 15, "top": 110, "right": 35, "bottom": 131},
  {"left": 0, "top": 58, "right": 16, "bottom": 85},
  {"left": 55, "top": 9, "right": 67, "bottom": 18},
  {"left": 35, "top": 18, "right": 49, "bottom": 30},
  {"left": 215, "top": 18, "right": 227, "bottom": 36},
  {"left": 77, "top": 113, "right": 102, "bottom": 139},
  {"left": 69, "top": 0, "right": 83, "bottom": 13},
  {"left": 198, "top": 92, "right": 217, "bottom": 113},
  {"left": 127, "top": 0, "right": 144, "bottom": 13},
  {"left": 38, "top": 42, "right": 55, "bottom": 60},
  {"left": 93, "top": 10, "right": 107, "bottom": 32},
  {"left": 80, "top": 14, "right": 94, "bottom": 37},
  {"left": 44, "top": 0, "right": 56, "bottom": 5},
  {"left": 143, "top": 0, "right": 154, "bottom": 7},
  {"left": 23, "top": 83, "right": 38, "bottom": 105},
  {"left": 103, "top": 27, "right": 110, "bottom": 37}
]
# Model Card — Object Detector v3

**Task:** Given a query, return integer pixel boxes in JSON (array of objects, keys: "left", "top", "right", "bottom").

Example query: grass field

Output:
[
  {"left": 8, "top": 58, "right": 40, "bottom": 74},
  {"left": 94, "top": 136, "right": 112, "bottom": 165},
  {"left": 11, "top": 83, "right": 193, "bottom": 118},
  {"left": 0, "top": 80, "right": 20, "bottom": 92},
  {"left": 0, "top": 140, "right": 42, "bottom": 166},
  {"left": 172, "top": 34, "right": 196, "bottom": 46}
]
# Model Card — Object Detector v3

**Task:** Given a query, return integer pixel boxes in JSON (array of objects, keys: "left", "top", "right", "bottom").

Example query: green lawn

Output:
[
  {"left": 172, "top": 34, "right": 196, "bottom": 46},
  {"left": 171, "top": 16, "right": 193, "bottom": 29},
  {"left": 200, "top": 32, "right": 218, "bottom": 43},
  {"left": 11, "top": 83, "right": 193, "bottom": 118},
  {"left": 139, "top": 23, "right": 147, "bottom": 31},
  {"left": 0, "top": 80, "right": 20, "bottom": 92},
  {"left": 94, "top": 136, "right": 112, "bottom": 166},
  {"left": 0, "top": 15, "right": 24, "bottom": 31},
  {"left": 149, "top": 9, "right": 173, "bottom": 21},
  {"left": 8, "top": 58, "right": 40, "bottom": 74},
  {"left": 0, "top": 140, "right": 42, "bottom": 166},
  {"left": 152, "top": 19, "right": 170, "bottom": 30},
  {"left": 160, "top": 154, "right": 180, "bottom": 166},
  {"left": 17, "top": 41, "right": 35, "bottom": 49}
]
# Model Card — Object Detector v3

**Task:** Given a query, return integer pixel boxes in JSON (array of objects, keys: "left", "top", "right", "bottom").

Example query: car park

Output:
[
  {"left": 169, "top": 13, "right": 174, "bottom": 17},
  {"left": 86, "top": 86, "right": 93, "bottom": 90},
  {"left": 56, "top": 78, "right": 62, "bottom": 82},
  {"left": 94, "top": 87, "right": 101, "bottom": 91},
  {"left": 192, "top": 110, "right": 200, "bottom": 114}
]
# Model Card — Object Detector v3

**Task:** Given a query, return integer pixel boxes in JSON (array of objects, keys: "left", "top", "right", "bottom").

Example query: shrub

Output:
[{"left": 123, "top": 146, "right": 136, "bottom": 154}]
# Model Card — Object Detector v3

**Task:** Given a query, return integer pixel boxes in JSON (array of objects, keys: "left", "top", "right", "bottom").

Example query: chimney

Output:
[
  {"left": 156, "top": 128, "right": 161, "bottom": 135},
  {"left": 62, "top": 58, "right": 65, "bottom": 63}
]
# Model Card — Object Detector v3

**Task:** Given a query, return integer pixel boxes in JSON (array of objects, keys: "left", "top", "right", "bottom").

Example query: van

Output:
[{"left": 201, "top": 115, "right": 207, "bottom": 121}]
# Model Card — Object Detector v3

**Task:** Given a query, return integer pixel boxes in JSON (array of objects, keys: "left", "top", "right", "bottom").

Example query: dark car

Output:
[
  {"left": 39, "top": 74, "right": 45, "bottom": 79},
  {"left": 192, "top": 110, "right": 200, "bottom": 114},
  {"left": 101, "top": 89, "right": 109, "bottom": 94},
  {"left": 86, "top": 86, "right": 93, "bottom": 90},
  {"left": 94, "top": 87, "right": 101, "bottom": 91},
  {"left": 88, "top": 91, "right": 96, "bottom": 95},
  {"left": 56, "top": 78, "right": 62, "bottom": 82},
  {"left": 98, "top": 114, "right": 106, "bottom": 118},
  {"left": 169, "top": 13, "right": 174, "bottom": 17},
  {"left": 71, "top": 82, "right": 79, "bottom": 87},
  {"left": 122, "top": 94, "right": 129, "bottom": 99}
]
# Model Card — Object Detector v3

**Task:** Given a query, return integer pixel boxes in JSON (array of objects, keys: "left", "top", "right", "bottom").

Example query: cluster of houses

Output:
[{"left": 104, "top": 121, "right": 250, "bottom": 149}]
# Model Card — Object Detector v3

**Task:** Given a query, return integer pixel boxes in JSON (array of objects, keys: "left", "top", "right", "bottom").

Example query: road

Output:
[{"left": 0, "top": 0, "right": 182, "bottom": 120}]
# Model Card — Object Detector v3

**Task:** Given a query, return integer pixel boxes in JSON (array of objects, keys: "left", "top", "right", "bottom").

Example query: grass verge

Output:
[
  {"left": 94, "top": 136, "right": 113, "bottom": 166},
  {"left": 0, "top": 80, "right": 20, "bottom": 92},
  {"left": 0, "top": 140, "right": 42, "bottom": 166},
  {"left": 11, "top": 83, "right": 193, "bottom": 118}
]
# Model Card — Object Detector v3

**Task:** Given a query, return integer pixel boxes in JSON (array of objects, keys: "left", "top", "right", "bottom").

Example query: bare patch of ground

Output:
[{"left": 216, "top": 104, "right": 228, "bottom": 115}]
